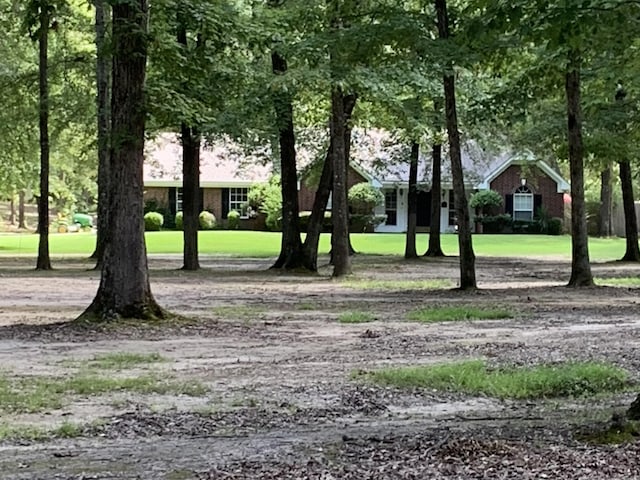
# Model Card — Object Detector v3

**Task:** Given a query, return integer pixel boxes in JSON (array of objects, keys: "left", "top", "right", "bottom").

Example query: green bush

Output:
[
  {"left": 175, "top": 211, "right": 183, "bottom": 230},
  {"left": 548, "top": 217, "right": 563, "bottom": 235},
  {"left": 299, "top": 211, "right": 332, "bottom": 233},
  {"left": 470, "top": 190, "right": 503, "bottom": 213},
  {"left": 144, "top": 212, "right": 164, "bottom": 231},
  {"left": 477, "top": 213, "right": 512, "bottom": 233},
  {"left": 227, "top": 210, "right": 240, "bottom": 230},
  {"left": 199, "top": 211, "right": 216, "bottom": 230},
  {"left": 248, "top": 177, "right": 281, "bottom": 231},
  {"left": 348, "top": 183, "right": 384, "bottom": 214},
  {"left": 349, "top": 213, "right": 387, "bottom": 233}
]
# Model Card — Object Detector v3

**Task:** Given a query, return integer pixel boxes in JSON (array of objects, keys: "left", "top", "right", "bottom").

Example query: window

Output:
[
  {"left": 176, "top": 188, "right": 183, "bottom": 212},
  {"left": 229, "top": 188, "right": 248, "bottom": 217},
  {"left": 513, "top": 185, "right": 533, "bottom": 221},
  {"left": 385, "top": 189, "right": 397, "bottom": 226}
]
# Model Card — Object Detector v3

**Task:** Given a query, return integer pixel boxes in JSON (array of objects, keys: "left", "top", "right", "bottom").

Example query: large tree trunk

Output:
[
  {"left": 18, "top": 190, "right": 26, "bottom": 229},
  {"left": 598, "top": 164, "right": 613, "bottom": 237},
  {"left": 177, "top": 20, "right": 201, "bottom": 271},
  {"left": 91, "top": 0, "right": 111, "bottom": 268},
  {"left": 330, "top": 85, "right": 351, "bottom": 277},
  {"left": 36, "top": 3, "right": 51, "bottom": 271},
  {"left": 565, "top": 52, "right": 594, "bottom": 286},
  {"left": 270, "top": 51, "right": 304, "bottom": 270},
  {"left": 619, "top": 160, "right": 640, "bottom": 261},
  {"left": 9, "top": 195, "right": 15, "bottom": 225},
  {"left": 181, "top": 124, "right": 201, "bottom": 270},
  {"left": 404, "top": 141, "right": 419, "bottom": 259},
  {"left": 80, "top": 0, "right": 164, "bottom": 321},
  {"left": 302, "top": 94, "right": 356, "bottom": 271},
  {"left": 436, "top": 0, "right": 475, "bottom": 289},
  {"left": 425, "top": 141, "right": 445, "bottom": 257}
]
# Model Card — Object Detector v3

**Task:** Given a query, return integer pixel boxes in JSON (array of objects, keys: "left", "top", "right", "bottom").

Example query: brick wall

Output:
[
  {"left": 490, "top": 165, "right": 564, "bottom": 219},
  {"left": 298, "top": 166, "right": 368, "bottom": 211},
  {"left": 204, "top": 188, "right": 222, "bottom": 218},
  {"left": 144, "top": 187, "right": 168, "bottom": 207}
]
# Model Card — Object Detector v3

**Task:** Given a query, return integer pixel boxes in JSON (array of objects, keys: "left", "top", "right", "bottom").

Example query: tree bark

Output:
[
  {"left": 18, "top": 190, "right": 26, "bottom": 229},
  {"left": 598, "top": 164, "right": 613, "bottom": 237},
  {"left": 302, "top": 94, "right": 356, "bottom": 271},
  {"left": 404, "top": 141, "right": 419, "bottom": 259},
  {"left": 9, "top": 195, "right": 15, "bottom": 225},
  {"left": 91, "top": 0, "right": 111, "bottom": 268},
  {"left": 425, "top": 141, "right": 445, "bottom": 257},
  {"left": 619, "top": 160, "right": 640, "bottom": 261},
  {"left": 565, "top": 52, "right": 594, "bottom": 286},
  {"left": 80, "top": 0, "right": 165, "bottom": 321},
  {"left": 177, "top": 20, "right": 201, "bottom": 271},
  {"left": 436, "top": 0, "right": 475, "bottom": 289},
  {"left": 36, "top": 3, "right": 51, "bottom": 271},
  {"left": 330, "top": 85, "right": 351, "bottom": 277},
  {"left": 270, "top": 51, "right": 304, "bottom": 270}
]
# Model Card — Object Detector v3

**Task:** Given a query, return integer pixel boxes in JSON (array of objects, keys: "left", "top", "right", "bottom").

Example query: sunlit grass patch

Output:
[
  {"left": 596, "top": 277, "right": 640, "bottom": 287},
  {"left": 338, "top": 311, "right": 376, "bottom": 324},
  {"left": 365, "top": 360, "right": 630, "bottom": 399},
  {"left": 81, "top": 352, "right": 168, "bottom": 370},
  {"left": 211, "top": 305, "right": 266, "bottom": 318},
  {"left": 406, "top": 306, "right": 513, "bottom": 323},
  {"left": 0, "top": 421, "right": 85, "bottom": 443},
  {"left": 343, "top": 279, "right": 453, "bottom": 290}
]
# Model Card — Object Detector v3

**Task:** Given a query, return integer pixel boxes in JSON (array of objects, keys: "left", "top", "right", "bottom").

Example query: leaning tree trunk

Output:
[
  {"left": 330, "top": 85, "right": 351, "bottom": 277},
  {"left": 598, "top": 164, "right": 613, "bottom": 237},
  {"left": 302, "top": 94, "right": 357, "bottom": 271},
  {"left": 91, "top": 0, "right": 111, "bottom": 268},
  {"left": 565, "top": 52, "right": 594, "bottom": 286},
  {"left": 619, "top": 160, "right": 640, "bottom": 261},
  {"left": 271, "top": 51, "right": 304, "bottom": 270},
  {"left": 404, "top": 141, "right": 419, "bottom": 259},
  {"left": 181, "top": 123, "right": 201, "bottom": 270},
  {"left": 436, "top": 0, "right": 475, "bottom": 289},
  {"left": 177, "top": 19, "right": 201, "bottom": 271},
  {"left": 18, "top": 190, "right": 26, "bottom": 229},
  {"left": 425, "top": 140, "right": 445, "bottom": 256},
  {"left": 80, "top": 0, "right": 164, "bottom": 321},
  {"left": 36, "top": 3, "right": 51, "bottom": 271}
]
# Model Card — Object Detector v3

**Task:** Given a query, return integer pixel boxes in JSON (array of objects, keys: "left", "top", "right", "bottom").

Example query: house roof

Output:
[{"left": 144, "top": 133, "right": 272, "bottom": 188}]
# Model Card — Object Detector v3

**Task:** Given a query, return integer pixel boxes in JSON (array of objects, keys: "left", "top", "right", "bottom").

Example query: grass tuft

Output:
[
  {"left": 366, "top": 360, "right": 630, "bottom": 399},
  {"left": 83, "top": 352, "right": 168, "bottom": 370},
  {"left": 406, "top": 306, "right": 513, "bottom": 323},
  {"left": 338, "top": 311, "right": 375, "bottom": 324},
  {"left": 343, "top": 279, "right": 453, "bottom": 290},
  {"left": 211, "top": 306, "right": 266, "bottom": 318},
  {"left": 596, "top": 277, "right": 640, "bottom": 287}
]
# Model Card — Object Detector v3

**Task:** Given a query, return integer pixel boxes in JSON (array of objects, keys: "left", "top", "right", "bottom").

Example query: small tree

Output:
[
  {"left": 469, "top": 190, "right": 503, "bottom": 217},
  {"left": 348, "top": 183, "right": 383, "bottom": 214}
]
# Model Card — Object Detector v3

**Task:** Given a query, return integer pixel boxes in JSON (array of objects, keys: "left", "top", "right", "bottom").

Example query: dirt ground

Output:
[{"left": 0, "top": 253, "right": 639, "bottom": 479}]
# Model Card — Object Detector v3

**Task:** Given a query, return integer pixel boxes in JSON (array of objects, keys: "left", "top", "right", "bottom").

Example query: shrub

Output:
[
  {"left": 144, "top": 212, "right": 164, "bottom": 231},
  {"left": 348, "top": 183, "right": 384, "bottom": 214},
  {"left": 548, "top": 217, "right": 563, "bottom": 235},
  {"left": 175, "top": 211, "right": 183, "bottom": 230},
  {"left": 227, "top": 210, "right": 240, "bottom": 229},
  {"left": 299, "top": 211, "right": 332, "bottom": 233},
  {"left": 248, "top": 177, "right": 281, "bottom": 231},
  {"left": 199, "top": 211, "right": 216, "bottom": 230},
  {"left": 349, "top": 213, "right": 387, "bottom": 233},
  {"left": 470, "top": 190, "right": 503, "bottom": 213},
  {"left": 477, "top": 213, "right": 512, "bottom": 233}
]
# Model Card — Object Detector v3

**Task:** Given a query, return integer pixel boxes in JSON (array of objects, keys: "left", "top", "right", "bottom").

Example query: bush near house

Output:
[
  {"left": 144, "top": 212, "right": 164, "bottom": 231},
  {"left": 348, "top": 183, "right": 384, "bottom": 215},
  {"left": 227, "top": 210, "right": 240, "bottom": 230},
  {"left": 199, "top": 211, "right": 216, "bottom": 230}
]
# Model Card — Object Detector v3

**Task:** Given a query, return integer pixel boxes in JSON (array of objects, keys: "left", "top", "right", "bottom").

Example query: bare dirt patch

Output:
[{"left": 0, "top": 254, "right": 639, "bottom": 479}]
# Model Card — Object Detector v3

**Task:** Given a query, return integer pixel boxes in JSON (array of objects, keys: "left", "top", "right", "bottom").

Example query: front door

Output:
[{"left": 417, "top": 190, "right": 432, "bottom": 227}]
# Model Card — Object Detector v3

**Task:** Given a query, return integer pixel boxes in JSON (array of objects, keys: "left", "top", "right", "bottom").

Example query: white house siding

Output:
[{"left": 375, "top": 187, "right": 453, "bottom": 233}]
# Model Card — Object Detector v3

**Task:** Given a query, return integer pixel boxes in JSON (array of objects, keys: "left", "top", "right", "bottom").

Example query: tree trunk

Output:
[
  {"left": 425, "top": 141, "right": 445, "bottom": 257},
  {"left": 177, "top": 21, "right": 201, "bottom": 271},
  {"left": 18, "top": 190, "right": 26, "bottom": 229},
  {"left": 80, "top": 0, "right": 165, "bottom": 321},
  {"left": 436, "top": 0, "right": 475, "bottom": 289},
  {"left": 302, "top": 94, "right": 356, "bottom": 271},
  {"left": 270, "top": 51, "right": 304, "bottom": 270},
  {"left": 598, "top": 164, "right": 613, "bottom": 237},
  {"left": 345, "top": 106, "right": 357, "bottom": 257},
  {"left": 619, "top": 160, "right": 640, "bottom": 261},
  {"left": 330, "top": 85, "right": 351, "bottom": 277},
  {"left": 36, "top": 3, "right": 51, "bottom": 270},
  {"left": 404, "top": 141, "right": 419, "bottom": 259},
  {"left": 628, "top": 393, "right": 640, "bottom": 420},
  {"left": 91, "top": 0, "right": 111, "bottom": 268},
  {"left": 565, "top": 52, "right": 594, "bottom": 286},
  {"left": 181, "top": 124, "right": 201, "bottom": 270},
  {"left": 9, "top": 195, "right": 15, "bottom": 225}
]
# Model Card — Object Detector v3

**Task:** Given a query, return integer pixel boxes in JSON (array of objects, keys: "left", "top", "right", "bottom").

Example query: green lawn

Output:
[{"left": 0, "top": 231, "right": 631, "bottom": 262}]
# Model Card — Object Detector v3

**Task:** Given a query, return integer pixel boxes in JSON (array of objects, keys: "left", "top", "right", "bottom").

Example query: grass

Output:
[
  {"left": 406, "top": 306, "right": 513, "bottom": 323},
  {"left": 596, "top": 277, "right": 640, "bottom": 287},
  {"left": 343, "top": 279, "right": 453, "bottom": 290},
  {"left": 75, "top": 352, "right": 168, "bottom": 370},
  {"left": 211, "top": 305, "right": 266, "bottom": 318},
  {"left": 0, "top": 421, "right": 85, "bottom": 442},
  {"left": 0, "top": 372, "right": 207, "bottom": 414},
  {"left": 338, "top": 311, "right": 376, "bottom": 324},
  {"left": 578, "top": 420, "right": 640, "bottom": 444},
  {"left": 366, "top": 360, "right": 630, "bottom": 399},
  {"left": 0, "top": 231, "right": 633, "bottom": 262}
]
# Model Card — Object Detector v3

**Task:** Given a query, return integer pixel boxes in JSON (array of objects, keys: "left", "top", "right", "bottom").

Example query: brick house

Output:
[{"left": 144, "top": 134, "right": 569, "bottom": 232}]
